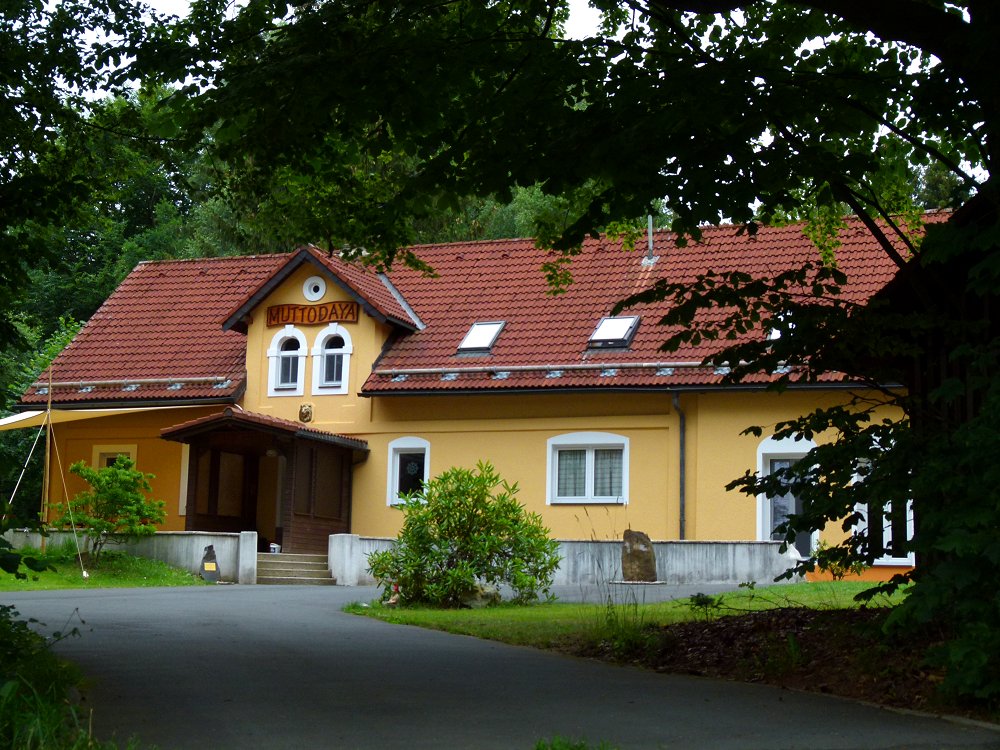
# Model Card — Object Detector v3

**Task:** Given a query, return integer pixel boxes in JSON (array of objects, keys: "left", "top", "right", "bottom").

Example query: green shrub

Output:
[
  {"left": 367, "top": 461, "right": 561, "bottom": 606},
  {"left": 52, "top": 456, "right": 165, "bottom": 563}
]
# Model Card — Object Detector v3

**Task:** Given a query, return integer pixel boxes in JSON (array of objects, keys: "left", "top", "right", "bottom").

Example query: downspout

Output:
[{"left": 671, "top": 392, "right": 686, "bottom": 540}]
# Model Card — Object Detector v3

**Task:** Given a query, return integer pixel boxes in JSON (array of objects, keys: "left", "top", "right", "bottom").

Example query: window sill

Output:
[{"left": 548, "top": 497, "right": 627, "bottom": 505}]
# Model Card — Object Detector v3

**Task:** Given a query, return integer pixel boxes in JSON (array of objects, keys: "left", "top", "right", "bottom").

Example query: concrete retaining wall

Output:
[
  {"left": 328, "top": 534, "right": 795, "bottom": 588},
  {"left": 2, "top": 529, "right": 253, "bottom": 583},
  {"left": 7, "top": 530, "right": 795, "bottom": 588},
  {"left": 556, "top": 539, "right": 794, "bottom": 585},
  {"left": 329, "top": 534, "right": 394, "bottom": 586}
]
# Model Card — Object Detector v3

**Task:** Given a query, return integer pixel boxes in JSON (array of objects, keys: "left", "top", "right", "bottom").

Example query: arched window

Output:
[
  {"left": 386, "top": 436, "right": 430, "bottom": 505},
  {"left": 267, "top": 326, "right": 307, "bottom": 396},
  {"left": 279, "top": 338, "right": 301, "bottom": 386},
  {"left": 311, "top": 324, "right": 353, "bottom": 395}
]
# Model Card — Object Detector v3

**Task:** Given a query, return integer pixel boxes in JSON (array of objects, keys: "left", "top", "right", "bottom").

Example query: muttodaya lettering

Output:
[{"left": 266, "top": 301, "right": 359, "bottom": 327}]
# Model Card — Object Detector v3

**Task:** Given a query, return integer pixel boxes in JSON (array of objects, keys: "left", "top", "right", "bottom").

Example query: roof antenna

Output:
[{"left": 642, "top": 214, "right": 658, "bottom": 267}]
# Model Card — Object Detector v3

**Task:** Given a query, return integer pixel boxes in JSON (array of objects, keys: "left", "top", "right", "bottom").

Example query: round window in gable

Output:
[{"left": 303, "top": 276, "right": 327, "bottom": 301}]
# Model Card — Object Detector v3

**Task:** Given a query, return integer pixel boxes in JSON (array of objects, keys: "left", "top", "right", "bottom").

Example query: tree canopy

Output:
[{"left": 5, "top": 0, "right": 1000, "bottom": 699}]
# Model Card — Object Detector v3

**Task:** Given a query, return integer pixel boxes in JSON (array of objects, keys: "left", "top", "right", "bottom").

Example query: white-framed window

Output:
[
  {"left": 756, "top": 434, "right": 817, "bottom": 558},
  {"left": 303, "top": 275, "right": 327, "bottom": 301},
  {"left": 458, "top": 321, "right": 505, "bottom": 353},
  {"left": 267, "top": 325, "right": 307, "bottom": 396},
  {"left": 547, "top": 432, "right": 629, "bottom": 504},
  {"left": 588, "top": 316, "right": 640, "bottom": 349},
  {"left": 386, "top": 436, "right": 430, "bottom": 505},
  {"left": 857, "top": 499, "right": 915, "bottom": 566},
  {"left": 311, "top": 324, "right": 353, "bottom": 395}
]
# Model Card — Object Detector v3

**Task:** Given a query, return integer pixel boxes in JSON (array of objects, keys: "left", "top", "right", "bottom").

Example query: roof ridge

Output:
[{"left": 136, "top": 252, "right": 294, "bottom": 268}]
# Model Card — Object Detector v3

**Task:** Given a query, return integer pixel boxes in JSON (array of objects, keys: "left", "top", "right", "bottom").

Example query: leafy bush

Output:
[
  {"left": 367, "top": 461, "right": 561, "bottom": 606},
  {"left": 52, "top": 456, "right": 165, "bottom": 563}
]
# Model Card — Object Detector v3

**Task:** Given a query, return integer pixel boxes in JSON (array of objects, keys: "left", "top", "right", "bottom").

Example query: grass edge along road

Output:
[
  {"left": 0, "top": 542, "right": 211, "bottom": 592},
  {"left": 344, "top": 581, "right": 887, "bottom": 648},
  {"left": 346, "top": 581, "right": 1000, "bottom": 725}
]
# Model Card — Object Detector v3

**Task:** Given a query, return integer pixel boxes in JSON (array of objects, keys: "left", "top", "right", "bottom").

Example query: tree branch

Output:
[{"left": 645, "top": 1, "right": 975, "bottom": 79}]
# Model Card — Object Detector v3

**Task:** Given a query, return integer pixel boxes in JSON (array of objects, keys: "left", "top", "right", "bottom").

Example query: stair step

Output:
[
  {"left": 255, "top": 552, "right": 333, "bottom": 585},
  {"left": 257, "top": 552, "right": 327, "bottom": 560},
  {"left": 257, "top": 566, "right": 329, "bottom": 578},
  {"left": 257, "top": 561, "right": 328, "bottom": 572},
  {"left": 257, "top": 575, "right": 337, "bottom": 586}
]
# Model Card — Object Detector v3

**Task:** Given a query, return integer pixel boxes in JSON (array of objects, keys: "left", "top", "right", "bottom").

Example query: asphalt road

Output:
[{"left": 5, "top": 585, "right": 999, "bottom": 750}]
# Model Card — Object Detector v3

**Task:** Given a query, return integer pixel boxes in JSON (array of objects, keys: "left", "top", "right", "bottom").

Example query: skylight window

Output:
[
  {"left": 458, "top": 321, "right": 505, "bottom": 352},
  {"left": 588, "top": 316, "right": 640, "bottom": 349}
]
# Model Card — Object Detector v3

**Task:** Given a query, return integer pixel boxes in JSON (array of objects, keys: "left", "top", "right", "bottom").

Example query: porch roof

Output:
[{"left": 160, "top": 407, "right": 369, "bottom": 455}]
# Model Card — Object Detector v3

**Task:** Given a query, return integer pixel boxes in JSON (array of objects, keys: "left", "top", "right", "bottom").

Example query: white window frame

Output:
[
  {"left": 458, "top": 321, "right": 505, "bottom": 352},
  {"left": 853, "top": 496, "right": 915, "bottom": 566},
  {"left": 546, "top": 432, "right": 629, "bottom": 505},
  {"left": 302, "top": 275, "right": 327, "bottom": 302},
  {"left": 756, "top": 434, "right": 818, "bottom": 556},
  {"left": 311, "top": 323, "right": 353, "bottom": 395},
  {"left": 267, "top": 325, "right": 307, "bottom": 397},
  {"left": 588, "top": 316, "right": 640, "bottom": 348},
  {"left": 386, "top": 436, "right": 430, "bottom": 505}
]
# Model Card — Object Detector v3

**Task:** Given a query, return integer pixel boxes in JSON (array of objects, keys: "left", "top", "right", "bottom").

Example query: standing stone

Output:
[{"left": 621, "top": 529, "right": 657, "bottom": 582}]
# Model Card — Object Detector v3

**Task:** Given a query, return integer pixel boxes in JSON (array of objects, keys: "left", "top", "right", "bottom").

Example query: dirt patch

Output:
[{"left": 566, "top": 607, "right": 999, "bottom": 723}]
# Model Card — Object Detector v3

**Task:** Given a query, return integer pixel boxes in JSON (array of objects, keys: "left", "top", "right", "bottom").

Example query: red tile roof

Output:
[
  {"left": 20, "top": 255, "right": 288, "bottom": 406},
  {"left": 161, "top": 407, "right": 368, "bottom": 451},
  {"left": 361, "top": 218, "right": 922, "bottom": 393},
  {"left": 20, "top": 215, "right": 934, "bottom": 406}
]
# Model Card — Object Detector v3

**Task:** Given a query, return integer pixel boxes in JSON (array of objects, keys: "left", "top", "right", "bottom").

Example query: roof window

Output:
[
  {"left": 588, "top": 316, "right": 640, "bottom": 349},
  {"left": 458, "top": 321, "right": 505, "bottom": 353}
]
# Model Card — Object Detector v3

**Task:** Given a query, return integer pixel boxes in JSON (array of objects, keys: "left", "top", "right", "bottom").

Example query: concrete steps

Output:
[{"left": 256, "top": 552, "right": 335, "bottom": 585}]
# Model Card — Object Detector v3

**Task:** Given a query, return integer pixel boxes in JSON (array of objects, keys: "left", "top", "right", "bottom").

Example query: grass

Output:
[
  {"left": 344, "top": 581, "right": 901, "bottom": 648},
  {"left": 0, "top": 541, "right": 210, "bottom": 591}
]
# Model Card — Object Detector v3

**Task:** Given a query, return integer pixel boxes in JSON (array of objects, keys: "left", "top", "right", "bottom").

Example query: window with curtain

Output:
[{"left": 548, "top": 433, "right": 629, "bottom": 504}]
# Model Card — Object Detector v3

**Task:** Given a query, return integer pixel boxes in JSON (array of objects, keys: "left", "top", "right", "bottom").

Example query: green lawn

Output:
[
  {"left": 345, "top": 581, "right": 901, "bottom": 648},
  {"left": 0, "top": 543, "right": 210, "bottom": 591}
]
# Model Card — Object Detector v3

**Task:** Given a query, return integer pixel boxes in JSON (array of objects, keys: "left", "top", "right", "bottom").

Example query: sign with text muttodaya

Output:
[{"left": 266, "top": 301, "right": 359, "bottom": 327}]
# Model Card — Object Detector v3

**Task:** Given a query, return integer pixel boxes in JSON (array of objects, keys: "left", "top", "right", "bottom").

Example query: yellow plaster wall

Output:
[
  {"left": 241, "top": 265, "right": 391, "bottom": 429},
  {"left": 348, "top": 392, "right": 679, "bottom": 540},
  {"left": 44, "top": 407, "right": 220, "bottom": 531},
  {"left": 687, "top": 390, "right": 902, "bottom": 543}
]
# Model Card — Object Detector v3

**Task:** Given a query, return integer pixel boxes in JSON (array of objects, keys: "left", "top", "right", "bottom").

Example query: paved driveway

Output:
[{"left": 5, "top": 586, "right": 999, "bottom": 750}]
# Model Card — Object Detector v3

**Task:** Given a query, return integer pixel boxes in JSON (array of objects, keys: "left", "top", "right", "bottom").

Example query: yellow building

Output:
[{"left": 9, "top": 222, "right": 913, "bottom": 576}]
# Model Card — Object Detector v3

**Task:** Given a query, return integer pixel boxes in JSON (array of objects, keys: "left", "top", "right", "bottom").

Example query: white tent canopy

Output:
[{"left": 0, "top": 406, "right": 207, "bottom": 431}]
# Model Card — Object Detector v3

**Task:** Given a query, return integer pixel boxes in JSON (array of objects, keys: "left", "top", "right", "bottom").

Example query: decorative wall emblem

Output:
[{"left": 298, "top": 403, "right": 314, "bottom": 423}]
